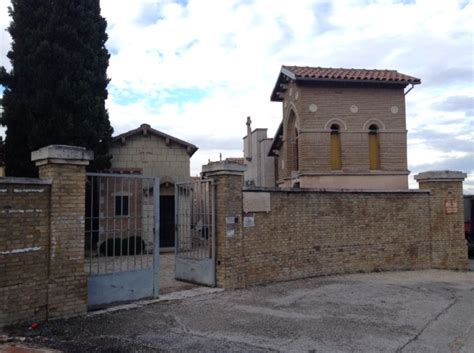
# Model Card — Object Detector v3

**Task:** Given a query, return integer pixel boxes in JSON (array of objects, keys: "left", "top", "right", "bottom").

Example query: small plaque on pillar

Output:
[
  {"left": 226, "top": 216, "right": 236, "bottom": 237},
  {"left": 445, "top": 199, "right": 458, "bottom": 214},
  {"left": 243, "top": 216, "right": 255, "bottom": 228}
]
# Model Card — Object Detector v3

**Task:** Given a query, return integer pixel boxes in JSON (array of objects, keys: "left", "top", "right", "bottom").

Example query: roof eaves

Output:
[
  {"left": 112, "top": 124, "right": 198, "bottom": 156},
  {"left": 294, "top": 76, "right": 421, "bottom": 86},
  {"left": 271, "top": 66, "right": 297, "bottom": 102}
]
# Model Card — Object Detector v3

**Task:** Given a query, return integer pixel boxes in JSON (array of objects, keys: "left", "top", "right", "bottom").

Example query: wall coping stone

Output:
[
  {"left": 31, "top": 145, "right": 94, "bottom": 166},
  {"left": 244, "top": 186, "right": 431, "bottom": 194},
  {"left": 0, "top": 177, "right": 52, "bottom": 185},
  {"left": 297, "top": 171, "right": 410, "bottom": 176},
  {"left": 415, "top": 170, "right": 467, "bottom": 182},
  {"left": 202, "top": 161, "right": 246, "bottom": 177}
]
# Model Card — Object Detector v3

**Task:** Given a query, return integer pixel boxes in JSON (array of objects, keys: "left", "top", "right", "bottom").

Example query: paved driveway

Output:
[{"left": 5, "top": 270, "right": 474, "bottom": 353}]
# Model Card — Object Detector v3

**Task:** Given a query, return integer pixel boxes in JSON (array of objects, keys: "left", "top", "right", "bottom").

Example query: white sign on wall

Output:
[
  {"left": 243, "top": 216, "right": 255, "bottom": 228},
  {"left": 243, "top": 192, "right": 271, "bottom": 213}
]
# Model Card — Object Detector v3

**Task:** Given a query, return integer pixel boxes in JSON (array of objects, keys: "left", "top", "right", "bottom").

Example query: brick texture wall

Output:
[
  {"left": 0, "top": 180, "right": 51, "bottom": 327},
  {"left": 38, "top": 164, "right": 88, "bottom": 319},
  {"left": 1, "top": 145, "right": 91, "bottom": 328},
  {"left": 214, "top": 174, "right": 246, "bottom": 288},
  {"left": 277, "top": 83, "right": 408, "bottom": 183},
  {"left": 419, "top": 179, "right": 467, "bottom": 269},
  {"left": 214, "top": 172, "right": 468, "bottom": 289}
]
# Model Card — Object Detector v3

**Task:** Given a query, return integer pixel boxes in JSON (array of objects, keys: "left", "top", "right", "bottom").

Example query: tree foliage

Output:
[{"left": 0, "top": 0, "right": 113, "bottom": 176}]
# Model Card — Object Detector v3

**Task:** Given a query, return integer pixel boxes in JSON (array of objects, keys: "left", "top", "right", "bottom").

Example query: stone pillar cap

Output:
[
  {"left": 414, "top": 170, "right": 467, "bottom": 182},
  {"left": 201, "top": 161, "right": 246, "bottom": 177},
  {"left": 31, "top": 145, "right": 94, "bottom": 166}
]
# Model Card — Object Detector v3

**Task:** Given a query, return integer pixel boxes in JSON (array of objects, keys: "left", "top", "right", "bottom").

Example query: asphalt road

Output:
[{"left": 5, "top": 269, "right": 474, "bottom": 353}]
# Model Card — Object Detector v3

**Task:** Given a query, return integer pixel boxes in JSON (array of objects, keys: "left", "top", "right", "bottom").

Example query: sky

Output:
[{"left": 0, "top": 0, "right": 473, "bottom": 191}]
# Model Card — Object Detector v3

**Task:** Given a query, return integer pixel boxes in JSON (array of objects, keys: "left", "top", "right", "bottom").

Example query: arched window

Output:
[
  {"left": 330, "top": 124, "right": 342, "bottom": 170},
  {"left": 294, "top": 128, "right": 299, "bottom": 171},
  {"left": 286, "top": 110, "right": 299, "bottom": 173},
  {"left": 368, "top": 124, "right": 380, "bottom": 170}
]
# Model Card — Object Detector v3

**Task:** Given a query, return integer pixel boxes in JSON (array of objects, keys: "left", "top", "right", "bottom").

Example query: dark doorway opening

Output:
[{"left": 160, "top": 195, "right": 175, "bottom": 248}]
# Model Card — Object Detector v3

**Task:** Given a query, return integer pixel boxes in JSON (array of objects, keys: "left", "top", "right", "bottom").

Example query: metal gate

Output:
[
  {"left": 85, "top": 173, "right": 160, "bottom": 308},
  {"left": 175, "top": 179, "right": 215, "bottom": 286}
]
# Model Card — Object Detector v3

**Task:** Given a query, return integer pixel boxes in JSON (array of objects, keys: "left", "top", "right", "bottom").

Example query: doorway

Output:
[{"left": 160, "top": 195, "right": 175, "bottom": 248}]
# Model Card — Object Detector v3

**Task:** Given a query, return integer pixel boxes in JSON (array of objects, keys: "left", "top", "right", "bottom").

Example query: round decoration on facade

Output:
[
  {"left": 309, "top": 104, "right": 318, "bottom": 113},
  {"left": 391, "top": 106, "right": 399, "bottom": 114},
  {"left": 350, "top": 105, "right": 358, "bottom": 113}
]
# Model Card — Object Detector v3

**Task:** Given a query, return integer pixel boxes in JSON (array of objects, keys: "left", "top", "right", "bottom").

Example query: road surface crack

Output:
[{"left": 397, "top": 290, "right": 458, "bottom": 352}]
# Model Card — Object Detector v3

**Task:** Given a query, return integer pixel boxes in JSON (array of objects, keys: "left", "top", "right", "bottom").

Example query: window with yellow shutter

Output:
[
  {"left": 368, "top": 124, "right": 381, "bottom": 170},
  {"left": 330, "top": 124, "right": 342, "bottom": 170}
]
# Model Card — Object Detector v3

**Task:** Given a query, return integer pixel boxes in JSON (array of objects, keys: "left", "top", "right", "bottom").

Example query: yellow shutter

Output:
[
  {"left": 330, "top": 132, "right": 342, "bottom": 170},
  {"left": 369, "top": 133, "right": 380, "bottom": 170}
]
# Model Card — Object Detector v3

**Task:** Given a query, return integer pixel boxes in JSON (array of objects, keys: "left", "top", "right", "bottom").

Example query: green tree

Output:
[{"left": 0, "top": 0, "right": 113, "bottom": 177}]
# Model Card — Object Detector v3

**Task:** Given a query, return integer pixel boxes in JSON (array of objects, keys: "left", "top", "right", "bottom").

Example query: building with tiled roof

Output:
[
  {"left": 267, "top": 65, "right": 421, "bottom": 189},
  {"left": 109, "top": 123, "right": 198, "bottom": 248}
]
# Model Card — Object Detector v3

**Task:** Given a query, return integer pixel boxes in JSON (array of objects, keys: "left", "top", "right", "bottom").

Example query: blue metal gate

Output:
[
  {"left": 175, "top": 179, "right": 215, "bottom": 286},
  {"left": 85, "top": 173, "right": 160, "bottom": 308}
]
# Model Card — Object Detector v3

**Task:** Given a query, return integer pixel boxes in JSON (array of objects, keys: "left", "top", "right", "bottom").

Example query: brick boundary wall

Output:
[
  {"left": 0, "top": 145, "right": 93, "bottom": 328},
  {"left": 0, "top": 178, "right": 51, "bottom": 327},
  {"left": 204, "top": 166, "right": 468, "bottom": 289}
]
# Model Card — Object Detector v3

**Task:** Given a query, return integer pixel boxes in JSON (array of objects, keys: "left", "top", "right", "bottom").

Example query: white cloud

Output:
[{"left": 1, "top": 0, "right": 473, "bottom": 191}]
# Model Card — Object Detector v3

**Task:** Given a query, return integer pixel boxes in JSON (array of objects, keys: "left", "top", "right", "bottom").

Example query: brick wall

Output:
[
  {"left": 0, "top": 145, "right": 92, "bottom": 328},
  {"left": 276, "top": 83, "right": 409, "bottom": 187},
  {"left": 417, "top": 171, "right": 468, "bottom": 269},
  {"left": 38, "top": 164, "right": 88, "bottom": 319},
  {"left": 212, "top": 170, "right": 468, "bottom": 289},
  {"left": 214, "top": 174, "right": 246, "bottom": 288},
  {"left": 0, "top": 179, "right": 51, "bottom": 327}
]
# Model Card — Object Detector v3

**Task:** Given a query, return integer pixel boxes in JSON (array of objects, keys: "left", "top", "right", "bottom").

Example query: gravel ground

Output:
[{"left": 4, "top": 269, "right": 474, "bottom": 353}]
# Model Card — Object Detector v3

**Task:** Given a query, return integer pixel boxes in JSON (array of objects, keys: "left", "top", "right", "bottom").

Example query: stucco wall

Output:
[
  {"left": 110, "top": 134, "right": 192, "bottom": 184},
  {"left": 243, "top": 129, "right": 275, "bottom": 187}
]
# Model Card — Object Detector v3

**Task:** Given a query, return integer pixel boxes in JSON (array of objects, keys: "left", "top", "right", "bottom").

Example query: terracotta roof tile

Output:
[
  {"left": 282, "top": 65, "right": 420, "bottom": 84},
  {"left": 271, "top": 65, "right": 421, "bottom": 101}
]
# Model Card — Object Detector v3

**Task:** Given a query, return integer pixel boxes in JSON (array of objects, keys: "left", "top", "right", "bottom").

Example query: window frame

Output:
[{"left": 115, "top": 195, "right": 130, "bottom": 217}]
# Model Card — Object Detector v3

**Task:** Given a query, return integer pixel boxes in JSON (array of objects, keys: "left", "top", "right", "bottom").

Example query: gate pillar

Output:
[
  {"left": 415, "top": 170, "right": 468, "bottom": 270},
  {"left": 32, "top": 145, "right": 93, "bottom": 319},
  {"left": 202, "top": 161, "right": 246, "bottom": 289}
]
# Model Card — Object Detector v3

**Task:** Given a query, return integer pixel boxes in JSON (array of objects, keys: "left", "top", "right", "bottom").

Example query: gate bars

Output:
[
  {"left": 85, "top": 173, "right": 158, "bottom": 275},
  {"left": 175, "top": 180, "right": 215, "bottom": 261}
]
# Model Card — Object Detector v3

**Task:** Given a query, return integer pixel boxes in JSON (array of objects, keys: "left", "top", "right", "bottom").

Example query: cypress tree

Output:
[{"left": 0, "top": 0, "right": 113, "bottom": 177}]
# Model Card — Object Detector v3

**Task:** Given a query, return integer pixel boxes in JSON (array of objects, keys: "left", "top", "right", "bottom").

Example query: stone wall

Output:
[
  {"left": 243, "top": 128, "right": 275, "bottom": 187},
  {"left": 0, "top": 145, "right": 92, "bottom": 328},
  {"left": 0, "top": 179, "right": 51, "bottom": 327},
  {"left": 210, "top": 168, "right": 469, "bottom": 289}
]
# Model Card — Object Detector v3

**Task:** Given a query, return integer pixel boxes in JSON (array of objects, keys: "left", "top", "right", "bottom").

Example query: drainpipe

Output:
[{"left": 404, "top": 84, "right": 415, "bottom": 96}]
